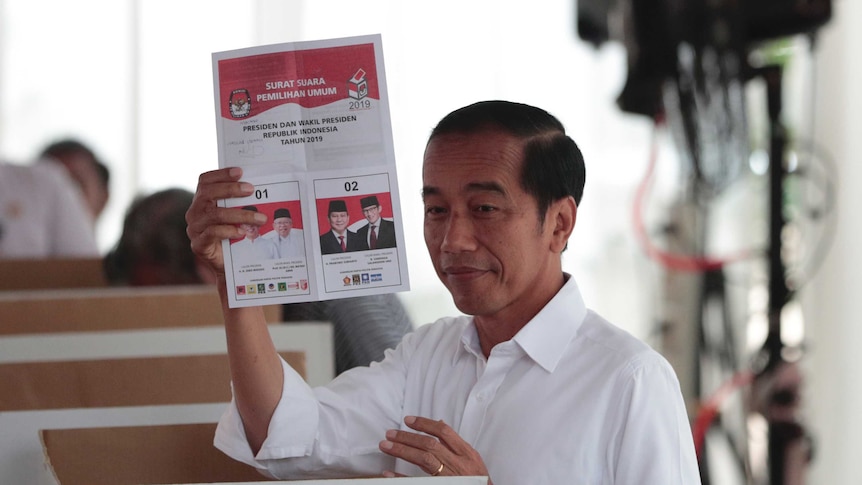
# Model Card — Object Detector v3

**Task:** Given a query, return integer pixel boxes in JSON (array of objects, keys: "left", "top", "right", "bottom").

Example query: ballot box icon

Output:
[{"left": 348, "top": 68, "right": 368, "bottom": 100}]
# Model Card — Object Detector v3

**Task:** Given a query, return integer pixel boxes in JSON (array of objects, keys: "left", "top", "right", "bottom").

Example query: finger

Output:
[
  {"left": 404, "top": 416, "right": 468, "bottom": 455},
  {"left": 188, "top": 172, "right": 255, "bottom": 222},
  {"left": 384, "top": 427, "right": 446, "bottom": 454},
  {"left": 186, "top": 169, "right": 259, "bottom": 239},
  {"left": 185, "top": 167, "right": 263, "bottom": 274},
  {"left": 189, "top": 220, "right": 243, "bottom": 252},
  {"left": 195, "top": 179, "right": 256, "bottom": 205},
  {"left": 199, "top": 166, "right": 243, "bottom": 184},
  {"left": 186, "top": 207, "right": 263, "bottom": 254},
  {"left": 379, "top": 434, "right": 446, "bottom": 476},
  {"left": 189, "top": 204, "right": 266, "bottom": 232},
  {"left": 187, "top": 207, "right": 266, "bottom": 253},
  {"left": 190, "top": 167, "right": 248, "bottom": 207},
  {"left": 381, "top": 470, "right": 406, "bottom": 478}
]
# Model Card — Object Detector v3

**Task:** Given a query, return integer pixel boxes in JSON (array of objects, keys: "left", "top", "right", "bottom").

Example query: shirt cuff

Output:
[{"left": 214, "top": 357, "right": 321, "bottom": 467}]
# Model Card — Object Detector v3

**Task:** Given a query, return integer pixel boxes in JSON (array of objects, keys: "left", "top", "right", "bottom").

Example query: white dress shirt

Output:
[
  {"left": 0, "top": 161, "right": 98, "bottom": 259},
  {"left": 215, "top": 275, "right": 701, "bottom": 484}
]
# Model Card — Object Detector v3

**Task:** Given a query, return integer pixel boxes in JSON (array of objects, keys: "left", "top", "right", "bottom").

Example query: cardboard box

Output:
[
  {"left": 41, "top": 423, "right": 264, "bottom": 485},
  {"left": 40, "top": 423, "right": 487, "bottom": 485}
]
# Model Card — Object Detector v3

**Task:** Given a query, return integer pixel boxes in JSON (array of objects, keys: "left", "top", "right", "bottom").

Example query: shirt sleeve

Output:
[
  {"left": 611, "top": 353, "right": 702, "bottom": 484},
  {"left": 214, "top": 358, "right": 317, "bottom": 469},
  {"left": 214, "top": 334, "right": 415, "bottom": 479}
]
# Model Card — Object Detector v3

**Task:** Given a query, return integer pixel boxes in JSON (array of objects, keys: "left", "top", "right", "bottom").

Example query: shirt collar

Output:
[
  {"left": 457, "top": 274, "right": 587, "bottom": 372},
  {"left": 513, "top": 274, "right": 586, "bottom": 372}
]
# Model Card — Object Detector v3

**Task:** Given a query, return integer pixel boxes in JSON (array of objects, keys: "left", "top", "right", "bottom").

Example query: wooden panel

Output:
[
  {"left": 41, "top": 423, "right": 268, "bottom": 485},
  {"left": 0, "top": 285, "right": 282, "bottom": 335},
  {"left": 0, "top": 351, "right": 304, "bottom": 412},
  {"left": 0, "top": 258, "right": 107, "bottom": 290}
]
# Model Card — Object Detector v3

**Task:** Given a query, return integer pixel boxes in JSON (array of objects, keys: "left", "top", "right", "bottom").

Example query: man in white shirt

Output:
[
  {"left": 228, "top": 205, "right": 278, "bottom": 267},
  {"left": 0, "top": 161, "right": 99, "bottom": 259},
  {"left": 263, "top": 207, "right": 305, "bottom": 260},
  {"left": 38, "top": 138, "right": 110, "bottom": 225},
  {"left": 185, "top": 101, "right": 700, "bottom": 484}
]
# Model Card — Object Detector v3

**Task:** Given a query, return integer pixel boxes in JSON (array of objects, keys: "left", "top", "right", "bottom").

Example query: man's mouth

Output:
[{"left": 442, "top": 265, "right": 487, "bottom": 280}]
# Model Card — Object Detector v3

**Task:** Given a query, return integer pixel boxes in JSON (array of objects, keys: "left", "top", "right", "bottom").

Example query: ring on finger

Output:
[{"left": 432, "top": 463, "right": 444, "bottom": 476}]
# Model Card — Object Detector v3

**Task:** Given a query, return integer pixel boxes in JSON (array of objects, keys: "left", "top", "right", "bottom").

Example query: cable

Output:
[
  {"left": 782, "top": 139, "right": 839, "bottom": 291},
  {"left": 692, "top": 370, "right": 755, "bottom": 460},
  {"left": 633, "top": 119, "right": 757, "bottom": 272}
]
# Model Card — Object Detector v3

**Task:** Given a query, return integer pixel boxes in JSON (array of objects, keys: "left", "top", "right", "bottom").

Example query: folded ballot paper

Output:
[{"left": 212, "top": 34, "right": 410, "bottom": 308}]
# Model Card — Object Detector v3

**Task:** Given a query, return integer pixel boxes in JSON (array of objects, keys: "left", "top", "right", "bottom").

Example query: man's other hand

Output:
[{"left": 379, "top": 415, "right": 492, "bottom": 484}]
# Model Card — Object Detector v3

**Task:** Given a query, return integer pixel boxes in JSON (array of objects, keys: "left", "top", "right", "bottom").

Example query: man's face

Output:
[
  {"left": 328, "top": 211, "right": 349, "bottom": 233},
  {"left": 422, "top": 130, "right": 566, "bottom": 325},
  {"left": 273, "top": 217, "right": 293, "bottom": 237},
  {"left": 240, "top": 222, "right": 260, "bottom": 240},
  {"left": 362, "top": 204, "right": 381, "bottom": 224}
]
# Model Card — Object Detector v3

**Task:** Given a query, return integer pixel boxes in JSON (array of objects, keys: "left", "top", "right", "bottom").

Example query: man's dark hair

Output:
[
  {"left": 104, "top": 188, "right": 200, "bottom": 285},
  {"left": 429, "top": 100, "right": 586, "bottom": 221},
  {"left": 40, "top": 138, "right": 110, "bottom": 188}
]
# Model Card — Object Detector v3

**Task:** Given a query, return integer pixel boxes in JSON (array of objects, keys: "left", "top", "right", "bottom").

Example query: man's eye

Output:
[
  {"left": 475, "top": 205, "right": 496, "bottom": 213},
  {"left": 425, "top": 206, "right": 445, "bottom": 216}
]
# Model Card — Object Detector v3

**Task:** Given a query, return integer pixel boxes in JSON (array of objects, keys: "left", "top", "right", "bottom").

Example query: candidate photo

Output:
[
  {"left": 355, "top": 194, "right": 396, "bottom": 250},
  {"left": 230, "top": 205, "right": 279, "bottom": 265},
  {"left": 262, "top": 207, "right": 306, "bottom": 260},
  {"left": 319, "top": 199, "right": 366, "bottom": 255}
]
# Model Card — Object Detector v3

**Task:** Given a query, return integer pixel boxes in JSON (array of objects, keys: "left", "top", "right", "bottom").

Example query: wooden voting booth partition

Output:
[
  {"left": 0, "top": 284, "right": 280, "bottom": 334},
  {"left": 0, "top": 285, "right": 335, "bottom": 485},
  {"left": 0, "top": 257, "right": 108, "bottom": 290}
]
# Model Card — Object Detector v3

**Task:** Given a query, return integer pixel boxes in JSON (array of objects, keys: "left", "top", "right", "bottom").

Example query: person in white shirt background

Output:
[
  {"left": 185, "top": 100, "right": 700, "bottom": 484},
  {"left": 38, "top": 138, "right": 110, "bottom": 226},
  {"left": 0, "top": 160, "right": 98, "bottom": 259}
]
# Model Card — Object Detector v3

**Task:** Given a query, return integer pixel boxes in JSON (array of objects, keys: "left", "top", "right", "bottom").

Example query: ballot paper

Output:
[{"left": 212, "top": 34, "right": 409, "bottom": 308}]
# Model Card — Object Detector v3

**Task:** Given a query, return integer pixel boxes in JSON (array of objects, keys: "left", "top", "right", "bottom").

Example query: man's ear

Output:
[{"left": 549, "top": 196, "right": 577, "bottom": 253}]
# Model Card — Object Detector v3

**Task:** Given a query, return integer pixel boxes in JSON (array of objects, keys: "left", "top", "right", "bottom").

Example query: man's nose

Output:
[{"left": 439, "top": 213, "right": 477, "bottom": 253}]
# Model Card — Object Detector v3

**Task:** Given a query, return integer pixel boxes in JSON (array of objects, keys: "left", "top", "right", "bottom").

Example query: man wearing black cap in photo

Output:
[
  {"left": 356, "top": 195, "right": 396, "bottom": 250},
  {"left": 319, "top": 199, "right": 366, "bottom": 255},
  {"left": 264, "top": 207, "right": 305, "bottom": 260},
  {"left": 231, "top": 205, "right": 279, "bottom": 265}
]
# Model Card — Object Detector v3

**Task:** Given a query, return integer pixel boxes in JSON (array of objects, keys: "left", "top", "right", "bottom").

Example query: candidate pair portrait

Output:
[
  {"left": 231, "top": 205, "right": 305, "bottom": 266},
  {"left": 319, "top": 194, "right": 396, "bottom": 255}
]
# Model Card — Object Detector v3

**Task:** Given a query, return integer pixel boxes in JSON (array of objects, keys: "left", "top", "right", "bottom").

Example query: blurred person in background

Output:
[
  {"left": 39, "top": 138, "right": 110, "bottom": 224},
  {"left": 0, "top": 159, "right": 98, "bottom": 259},
  {"left": 104, "top": 188, "right": 213, "bottom": 286}
]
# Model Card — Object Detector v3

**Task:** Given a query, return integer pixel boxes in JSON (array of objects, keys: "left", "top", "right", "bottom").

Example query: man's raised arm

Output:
[{"left": 186, "top": 167, "right": 284, "bottom": 453}]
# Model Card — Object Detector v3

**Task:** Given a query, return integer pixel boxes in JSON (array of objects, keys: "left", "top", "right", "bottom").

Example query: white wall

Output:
[{"left": 803, "top": 1, "right": 862, "bottom": 483}]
